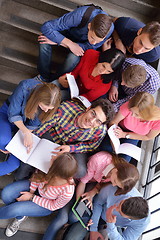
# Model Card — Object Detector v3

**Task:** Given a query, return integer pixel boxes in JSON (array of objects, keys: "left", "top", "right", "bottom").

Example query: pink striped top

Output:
[
  {"left": 30, "top": 180, "right": 75, "bottom": 211},
  {"left": 80, "top": 151, "right": 113, "bottom": 184}
]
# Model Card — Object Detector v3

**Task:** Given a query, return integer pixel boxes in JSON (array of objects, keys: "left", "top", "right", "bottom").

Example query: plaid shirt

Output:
[
  {"left": 112, "top": 58, "right": 160, "bottom": 112},
  {"left": 34, "top": 100, "right": 107, "bottom": 153}
]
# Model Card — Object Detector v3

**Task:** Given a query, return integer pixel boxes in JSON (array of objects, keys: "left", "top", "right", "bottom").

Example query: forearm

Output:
[
  {"left": 14, "top": 121, "right": 31, "bottom": 134},
  {"left": 76, "top": 182, "right": 86, "bottom": 199},
  {"left": 61, "top": 37, "right": 74, "bottom": 49}
]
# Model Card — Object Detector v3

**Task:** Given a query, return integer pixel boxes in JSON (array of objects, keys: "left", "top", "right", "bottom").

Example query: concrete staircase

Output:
[{"left": 0, "top": 0, "right": 159, "bottom": 239}]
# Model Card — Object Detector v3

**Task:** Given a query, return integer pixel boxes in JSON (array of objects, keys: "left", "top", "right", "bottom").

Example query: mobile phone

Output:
[{"left": 72, "top": 197, "right": 92, "bottom": 228}]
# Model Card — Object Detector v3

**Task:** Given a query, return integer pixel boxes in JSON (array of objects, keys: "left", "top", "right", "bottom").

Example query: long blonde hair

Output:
[
  {"left": 128, "top": 92, "right": 160, "bottom": 121},
  {"left": 25, "top": 83, "right": 61, "bottom": 123}
]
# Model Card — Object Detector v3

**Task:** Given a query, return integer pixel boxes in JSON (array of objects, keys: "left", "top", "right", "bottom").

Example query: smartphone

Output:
[{"left": 72, "top": 197, "right": 92, "bottom": 228}]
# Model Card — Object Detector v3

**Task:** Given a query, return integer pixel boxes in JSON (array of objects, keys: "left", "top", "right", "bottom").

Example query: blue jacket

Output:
[
  {"left": 7, "top": 77, "right": 43, "bottom": 130},
  {"left": 90, "top": 185, "right": 150, "bottom": 240},
  {"left": 41, "top": 6, "right": 114, "bottom": 51}
]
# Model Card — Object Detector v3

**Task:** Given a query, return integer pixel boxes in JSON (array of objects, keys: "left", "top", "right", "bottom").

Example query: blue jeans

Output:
[
  {"left": 15, "top": 152, "right": 88, "bottom": 181},
  {"left": 0, "top": 180, "right": 52, "bottom": 220},
  {"left": 38, "top": 44, "right": 80, "bottom": 81},
  {"left": 52, "top": 80, "right": 70, "bottom": 102},
  {"left": 42, "top": 195, "right": 77, "bottom": 240},
  {"left": 0, "top": 102, "right": 21, "bottom": 175},
  {"left": 99, "top": 133, "right": 139, "bottom": 162}
]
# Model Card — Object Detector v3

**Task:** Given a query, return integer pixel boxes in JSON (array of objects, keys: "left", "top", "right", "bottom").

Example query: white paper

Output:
[
  {"left": 6, "top": 130, "right": 60, "bottom": 173},
  {"left": 107, "top": 125, "right": 141, "bottom": 161},
  {"left": 6, "top": 130, "right": 40, "bottom": 162},
  {"left": 66, "top": 74, "right": 91, "bottom": 108},
  {"left": 66, "top": 73, "right": 79, "bottom": 98}
]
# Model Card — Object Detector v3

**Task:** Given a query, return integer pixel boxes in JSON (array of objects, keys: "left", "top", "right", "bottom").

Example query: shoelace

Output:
[{"left": 9, "top": 221, "right": 19, "bottom": 233}]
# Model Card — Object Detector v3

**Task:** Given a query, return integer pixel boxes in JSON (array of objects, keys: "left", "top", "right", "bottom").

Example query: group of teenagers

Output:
[{"left": 0, "top": 4, "right": 160, "bottom": 240}]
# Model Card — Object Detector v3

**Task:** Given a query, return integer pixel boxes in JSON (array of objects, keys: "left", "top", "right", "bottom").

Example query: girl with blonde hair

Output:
[
  {"left": 0, "top": 77, "right": 61, "bottom": 175},
  {"left": 100, "top": 91, "right": 160, "bottom": 162},
  {"left": 0, "top": 153, "right": 77, "bottom": 237}
]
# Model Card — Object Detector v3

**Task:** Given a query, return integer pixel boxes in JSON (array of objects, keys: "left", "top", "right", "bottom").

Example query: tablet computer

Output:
[{"left": 72, "top": 197, "right": 92, "bottom": 228}]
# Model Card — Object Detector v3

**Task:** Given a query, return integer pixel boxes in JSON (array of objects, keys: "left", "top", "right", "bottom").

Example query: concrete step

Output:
[
  {"left": 102, "top": 0, "right": 160, "bottom": 19},
  {"left": 0, "top": 153, "right": 56, "bottom": 235}
]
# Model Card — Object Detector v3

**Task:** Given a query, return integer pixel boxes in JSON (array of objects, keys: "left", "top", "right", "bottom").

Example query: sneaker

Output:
[{"left": 5, "top": 216, "right": 28, "bottom": 237}]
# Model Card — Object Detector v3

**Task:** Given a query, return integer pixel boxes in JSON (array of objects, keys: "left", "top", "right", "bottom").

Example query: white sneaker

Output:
[{"left": 5, "top": 216, "right": 28, "bottom": 237}]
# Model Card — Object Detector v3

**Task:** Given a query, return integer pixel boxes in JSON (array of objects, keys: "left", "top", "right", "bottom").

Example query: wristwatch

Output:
[{"left": 125, "top": 134, "right": 130, "bottom": 139}]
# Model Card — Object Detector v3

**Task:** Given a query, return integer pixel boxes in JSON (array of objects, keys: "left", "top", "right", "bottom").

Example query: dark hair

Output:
[
  {"left": 141, "top": 21, "right": 160, "bottom": 46},
  {"left": 121, "top": 197, "right": 149, "bottom": 219},
  {"left": 99, "top": 48, "right": 125, "bottom": 83},
  {"left": 90, "top": 14, "right": 112, "bottom": 38},
  {"left": 91, "top": 98, "right": 115, "bottom": 124},
  {"left": 122, "top": 65, "right": 146, "bottom": 88}
]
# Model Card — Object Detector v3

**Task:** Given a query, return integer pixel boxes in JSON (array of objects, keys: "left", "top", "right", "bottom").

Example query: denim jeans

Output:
[
  {"left": 38, "top": 43, "right": 80, "bottom": 81},
  {"left": 99, "top": 133, "right": 139, "bottom": 162},
  {"left": 15, "top": 152, "right": 88, "bottom": 181},
  {"left": 0, "top": 102, "right": 21, "bottom": 175},
  {"left": 0, "top": 180, "right": 52, "bottom": 220},
  {"left": 42, "top": 195, "right": 77, "bottom": 240},
  {"left": 52, "top": 80, "right": 70, "bottom": 102}
]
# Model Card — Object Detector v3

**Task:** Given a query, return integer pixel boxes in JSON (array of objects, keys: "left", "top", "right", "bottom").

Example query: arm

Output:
[
  {"left": 69, "top": 127, "right": 107, "bottom": 153},
  {"left": 34, "top": 113, "right": 58, "bottom": 137},
  {"left": 115, "top": 128, "right": 160, "bottom": 141},
  {"left": 32, "top": 185, "right": 74, "bottom": 211},
  {"left": 112, "top": 30, "right": 126, "bottom": 54},
  {"left": 14, "top": 121, "right": 33, "bottom": 153}
]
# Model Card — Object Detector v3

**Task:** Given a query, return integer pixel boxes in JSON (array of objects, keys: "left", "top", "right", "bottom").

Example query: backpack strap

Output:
[{"left": 77, "top": 4, "right": 102, "bottom": 29}]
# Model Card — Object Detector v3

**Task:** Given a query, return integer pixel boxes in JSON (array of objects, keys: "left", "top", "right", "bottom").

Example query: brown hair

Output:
[
  {"left": 141, "top": 21, "right": 160, "bottom": 46},
  {"left": 90, "top": 14, "right": 112, "bottom": 38},
  {"left": 91, "top": 98, "right": 115, "bottom": 124},
  {"left": 122, "top": 65, "right": 146, "bottom": 88},
  {"left": 30, "top": 153, "right": 78, "bottom": 188},
  {"left": 111, "top": 153, "right": 139, "bottom": 196},
  {"left": 121, "top": 197, "right": 149, "bottom": 219},
  {"left": 25, "top": 83, "right": 61, "bottom": 123},
  {"left": 128, "top": 91, "right": 160, "bottom": 121}
]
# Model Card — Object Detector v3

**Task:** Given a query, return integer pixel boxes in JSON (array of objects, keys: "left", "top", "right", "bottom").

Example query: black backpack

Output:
[{"left": 76, "top": 4, "right": 103, "bottom": 28}]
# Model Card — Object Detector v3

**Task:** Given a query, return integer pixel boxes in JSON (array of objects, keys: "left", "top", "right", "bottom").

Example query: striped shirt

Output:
[
  {"left": 34, "top": 100, "right": 107, "bottom": 153},
  {"left": 112, "top": 58, "right": 160, "bottom": 112},
  {"left": 30, "top": 181, "right": 75, "bottom": 211}
]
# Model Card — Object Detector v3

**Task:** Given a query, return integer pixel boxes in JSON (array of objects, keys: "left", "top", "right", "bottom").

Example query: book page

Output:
[
  {"left": 118, "top": 143, "right": 141, "bottom": 161},
  {"left": 66, "top": 74, "right": 79, "bottom": 98},
  {"left": 6, "top": 130, "right": 41, "bottom": 162},
  {"left": 74, "top": 96, "right": 91, "bottom": 108},
  {"left": 27, "top": 139, "right": 60, "bottom": 173},
  {"left": 107, "top": 124, "right": 120, "bottom": 153}
]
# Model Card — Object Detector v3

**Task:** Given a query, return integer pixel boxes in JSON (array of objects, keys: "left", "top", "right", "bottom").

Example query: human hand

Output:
[
  {"left": 109, "top": 86, "right": 118, "bottom": 102},
  {"left": 38, "top": 34, "right": 57, "bottom": 45},
  {"left": 114, "top": 39, "right": 126, "bottom": 54},
  {"left": 16, "top": 192, "right": 34, "bottom": 202},
  {"left": 51, "top": 145, "right": 70, "bottom": 159},
  {"left": 23, "top": 131, "right": 33, "bottom": 153},
  {"left": 58, "top": 74, "right": 69, "bottom": 88},
  {"left": 81, "top": 191, "right": 95, "bottom": 209},
  {"left": 114, "top": 126, "right": 125, "bottom": 139},
  {"left": 68, "top": 42, "right": 84, "bottom": 56},
  {"left": 102, "top": 37, "right": 113, "bottom": 51},
  {"left": 90, "top": 231, "right": 104, "bottom": 240},
  {"left": 106, "top": 204, "right": 117, "bottom": 223}
]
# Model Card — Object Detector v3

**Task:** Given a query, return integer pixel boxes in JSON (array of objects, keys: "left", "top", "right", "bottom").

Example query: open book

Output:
[
  {"left": 108, "top": 125, "right": 141, "bottom": 161},
  {"left": 66, "top": 74, "right": 91, "bottom": 108},
  {"left": 6, "top": 130, "right": 60, "bottom": 173}
]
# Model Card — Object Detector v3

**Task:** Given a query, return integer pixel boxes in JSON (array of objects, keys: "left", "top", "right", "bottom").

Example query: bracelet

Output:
[
  {"left": 30, "top": 194, "right": 35, "bottom": 201},
  {"left": 115, "top": 38, "right": 120, "bottom": 42}
]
